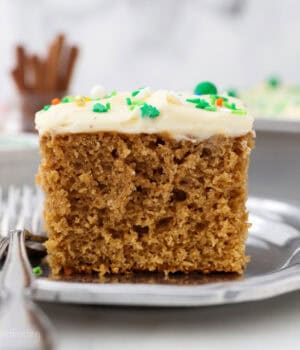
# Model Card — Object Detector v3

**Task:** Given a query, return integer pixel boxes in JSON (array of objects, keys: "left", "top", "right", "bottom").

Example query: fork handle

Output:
[{"left": 0, "top": 230, "right": 54, "bottom": 350}]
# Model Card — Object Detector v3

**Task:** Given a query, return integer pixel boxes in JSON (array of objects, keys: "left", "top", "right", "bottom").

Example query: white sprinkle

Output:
[
  {"left": 129, "top": 106, "right": 141, "bottom": 120},
  {"left": 219, "top": 107, "right": 232, "bottom": 113},
  {"left": 166, "top": 91, "right": 183, "bottom": 105},
  {"left": 90, "top": 85, "right": 106, "bottom": 99},
  {"left": 134, "top": 87, "right": 151, "bottom": 100}
]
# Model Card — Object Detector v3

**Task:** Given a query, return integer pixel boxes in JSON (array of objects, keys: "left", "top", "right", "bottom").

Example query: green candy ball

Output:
[{"left": 194, "top": 81, "right": 217, "bottom": 95}]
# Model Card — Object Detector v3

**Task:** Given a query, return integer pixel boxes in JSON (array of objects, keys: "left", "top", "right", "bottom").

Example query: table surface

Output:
[{"left": 39, "top": 290, "right": 300, "bottom": 350}]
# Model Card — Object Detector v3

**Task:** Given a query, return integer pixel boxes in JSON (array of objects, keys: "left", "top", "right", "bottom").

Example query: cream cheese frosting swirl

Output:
[{"left": 35, "top": 88, "right": 254, "bottom": 140}]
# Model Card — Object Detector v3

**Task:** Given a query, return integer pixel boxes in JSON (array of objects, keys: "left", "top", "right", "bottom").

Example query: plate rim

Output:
[
  {"left": 0, "top": 133, "right": 39, "bottom": 152},
  {"left": 31, "top": 196, "right": 300, "bottom": 307},
  {"left": 255, "top": 118, "right": 300, "bottom": 133}
]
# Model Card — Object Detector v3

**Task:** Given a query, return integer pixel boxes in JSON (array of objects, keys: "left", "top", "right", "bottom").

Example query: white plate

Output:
[
  {"left": 0, "top": 133, "right": 38, "bottom": 152},
  {"left": 255, "top": 118, "right": 300, "bottom": 133},
  {"left": 31, "top": 197, "right": 300, "bottom": 307}
]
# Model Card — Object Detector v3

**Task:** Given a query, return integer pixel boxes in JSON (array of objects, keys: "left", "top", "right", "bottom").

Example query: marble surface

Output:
[
  {"left": 40, "top": 290, "right": 300, "bottom": 350},
  {"left": 1, "top": 0, "right": 300, "bottom": 99}
]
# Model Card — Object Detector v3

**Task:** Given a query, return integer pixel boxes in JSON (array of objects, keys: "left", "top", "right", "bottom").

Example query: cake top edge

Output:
[{"left": 35, "top": 86, "right": 254, "bottom": 139}]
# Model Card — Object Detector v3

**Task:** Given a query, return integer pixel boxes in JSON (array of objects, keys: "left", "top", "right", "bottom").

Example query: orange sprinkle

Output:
[
  {"left": 216, "top": 98, "right": 223, "bottom": 107},
  {"left": 51, "top": 98, "right": 60, "bottom": 105}
]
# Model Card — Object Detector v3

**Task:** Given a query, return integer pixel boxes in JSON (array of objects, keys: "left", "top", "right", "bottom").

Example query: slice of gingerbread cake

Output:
[{"left": 35, "top": 84, "right": 254, "bottom": 275}]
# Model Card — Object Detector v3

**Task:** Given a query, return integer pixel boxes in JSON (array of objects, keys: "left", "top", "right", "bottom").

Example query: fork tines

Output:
[{"left": 0, "top": 185, "right": 44, "bottom": 237}]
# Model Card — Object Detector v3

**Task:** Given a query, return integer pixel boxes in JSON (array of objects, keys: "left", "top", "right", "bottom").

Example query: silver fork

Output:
[
  {"left": 0, "top": 186, "right": 21, "bottom": 258},
  {"left": 0, "top": 185, "right": 54, "bottom": 349},
  {"left": 16, "top": 185, "right": 44, "bottom": 234},
  {"left": 0, "top": 185, "right": 45, "bottom": 259},
  {"left": 0, "top": 186, "right": 6, "bottom": 256}
]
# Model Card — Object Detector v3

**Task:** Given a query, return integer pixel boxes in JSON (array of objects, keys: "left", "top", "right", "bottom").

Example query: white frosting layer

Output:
[{"left": 35, "top": 90, "right": 254, "bottom": 140}]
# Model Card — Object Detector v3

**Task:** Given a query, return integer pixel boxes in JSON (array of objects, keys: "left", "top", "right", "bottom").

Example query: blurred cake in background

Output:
[
  {"left": 239, "top": 77, "right": 300, "bottom": 120},
  {"left": 192, "top": 78, "right": 300, "bottom": 121}
]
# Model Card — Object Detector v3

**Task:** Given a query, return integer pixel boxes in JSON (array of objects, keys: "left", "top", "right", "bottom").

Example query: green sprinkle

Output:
[
  {"left": 61, "top": 96, "right": 70, "bottom": 103},
  {"left": 126, "top": 97, "right": 132, "bottom": 105},
  {"left": 91, "top": 97, "right": 101, "bottom": 101},
  {"left": 93, "top": 103, "right": 108, "bottom": 113},
  {"left": 131, "top": 89, "right": 140, "bottom": 97},
  {"left": 33, "top": 266, "right": 42, "bottom": 276},
  {"left": 210, "top": 95, "right": 217, "bottom": 105},
  {"left": 140, "top": 103, "right": 160, "bottom": 118},
  {"left": 62, "top": 96, "right": 75, "bottom": 103},
  {"left": 131, "top": 87, "right": 147, "bottom": 97},
  {"left": 226, "top": 89, "right": 238, "bottom": 98},
  {"left": 194, "top": 81, "right": 217, "bottom": 95},
  {"left": 129, "top": 105, "right": 136, "bottom": 111},
  {"left": 267, "top": 76, "right": 281, "bottom": 88},
  {"left": 223, "top": 101, "right": 237, "bottom": 110},
  {"left": 105, "top": 90, "right": 117, "bottom": 98},
  {"left": 132, "top": 100, "right": 145, "bottom": 106},
  {"left": 204, "top": 106, "right": 217, "bottom": 111},
  {"left": 232, "top": 109, "right": 247, "bottom": 115},
  {"left": 61, "top": 96, "right": 75, "bottom": 103},
  {"left": 186, "top": 98, "right": 202, "bottom": 104},
  {"left": 60, "top": 96, "right": 75, "bottom": 103},
  {"left": 43, "top": 105, "right": 51, "bottom": 111},
  {"left": 195, "top": 99, "right": 210, "bottom": 109},
  {"left": 106, "top": 102, "right": 111, "bottom": 111}
]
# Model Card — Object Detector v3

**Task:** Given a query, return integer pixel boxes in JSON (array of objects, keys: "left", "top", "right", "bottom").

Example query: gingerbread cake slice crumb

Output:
[{"left": 36, "top": 86, "right": 254, "bottom": 275}]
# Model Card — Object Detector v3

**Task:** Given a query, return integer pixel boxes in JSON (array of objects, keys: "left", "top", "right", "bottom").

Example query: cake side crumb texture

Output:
[{"left": 38, "top": 132, "right": 254, "bottom": 275}]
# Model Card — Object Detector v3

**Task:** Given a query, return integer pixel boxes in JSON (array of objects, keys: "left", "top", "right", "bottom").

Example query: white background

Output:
[{"left": 1, "top": 0, "right": 300, "bottom": 99}]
